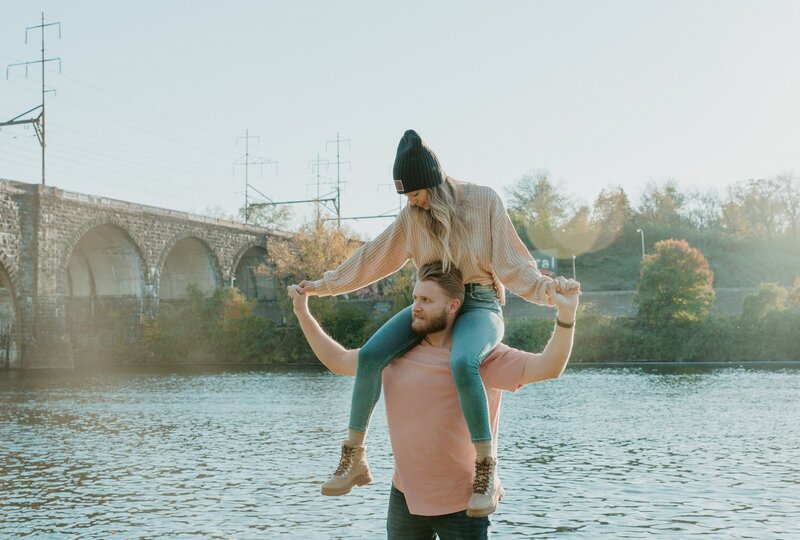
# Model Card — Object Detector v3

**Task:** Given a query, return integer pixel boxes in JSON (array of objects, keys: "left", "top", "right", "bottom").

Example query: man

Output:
[{"left": 288, "top": 263, "right": 578, "bottom": 539}]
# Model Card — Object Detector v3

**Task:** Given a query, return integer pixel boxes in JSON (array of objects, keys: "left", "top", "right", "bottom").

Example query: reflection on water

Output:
[{"left": 1, "top": 364, "right": 799, "bottom": 539}]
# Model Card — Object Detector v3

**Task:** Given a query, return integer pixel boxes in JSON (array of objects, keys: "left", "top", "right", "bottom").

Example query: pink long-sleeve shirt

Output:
[{"left": 312, "top": 181, "right": 552, "bottom": 306}]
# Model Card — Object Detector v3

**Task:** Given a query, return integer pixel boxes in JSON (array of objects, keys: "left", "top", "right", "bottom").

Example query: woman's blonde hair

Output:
[{"left": 409, "top": 177, "right": 466, "bottom": 271}]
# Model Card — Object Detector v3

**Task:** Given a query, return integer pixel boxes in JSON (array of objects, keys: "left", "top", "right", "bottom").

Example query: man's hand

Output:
[
  {"left": 286, "top": 283, "right": 357, "bottom": 376},
  {"left": 547, "top": 277, "right": 580, "bottom": 323},
  {"left": 287, "top": 284, "right": 309, "bottom": 314}
]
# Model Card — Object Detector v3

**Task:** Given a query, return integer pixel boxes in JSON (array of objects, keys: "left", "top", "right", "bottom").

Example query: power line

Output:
[{"left": 1, "top": 12, "right": 61, "bottom": 185}]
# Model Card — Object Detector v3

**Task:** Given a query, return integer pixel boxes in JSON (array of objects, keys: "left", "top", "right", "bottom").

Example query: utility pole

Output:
[
  {"left": 309, "top": 154, "right": 341, "bottom": 221},
  {"left": 234, "top": 129, "right": 276, "bottom": 223},
  {"left": 326, "top": 132, "right": 351, "bottom": 228},
  {"left": 2, "top": 12, "right": 62, "bottom": 186},
  {"left": 250, "top": 134, "right": 398, "bottom": 226}
]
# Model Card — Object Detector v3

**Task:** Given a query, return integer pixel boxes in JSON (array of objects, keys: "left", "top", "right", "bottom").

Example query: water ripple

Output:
[{"left": 1, "top": 366, "right": 799, "bottom": 538}]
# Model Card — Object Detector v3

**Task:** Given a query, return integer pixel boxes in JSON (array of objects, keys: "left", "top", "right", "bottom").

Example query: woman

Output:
[{"left": 295, "top": 129, "right": 578, "bottom": 515}]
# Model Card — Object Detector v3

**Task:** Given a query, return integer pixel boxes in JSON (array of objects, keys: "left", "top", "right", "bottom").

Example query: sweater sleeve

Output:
[
  {"left": 312, "top": 208, "right": 411, "bottom": 297},
  {"left": 489, "top": 189, "right": 553, "bottom": 306}
]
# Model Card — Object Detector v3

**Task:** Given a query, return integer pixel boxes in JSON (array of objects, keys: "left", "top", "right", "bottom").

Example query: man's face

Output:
[{"left": 410, "top": 279, "right": 453, "bottom": 335}]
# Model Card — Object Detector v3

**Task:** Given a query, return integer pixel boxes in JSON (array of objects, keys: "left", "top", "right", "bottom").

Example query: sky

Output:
[{"left": 1, "top": 1, "right": 799, "bottom": 239}]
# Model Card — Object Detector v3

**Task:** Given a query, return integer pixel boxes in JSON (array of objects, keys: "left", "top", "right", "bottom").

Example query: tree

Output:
[
  {"left": 557, "top": 205, "right": 595, "bottom": 256},
  {"left": 634, "top": 239, "right": 715, "bottom": 326},
  {"left": 239, "top": 204, "right": 292, "bottom": 230},
  {"left": 684, "top": 189, "right": 722, "bottom": 230},
  {"left": 740, "top": 282, "right": 789, "bottom": 322},
  {"left": 637, "top": 180, "right": 685, "bottom": 228},
  {"left": 789, "top": 277, "right": 800, "bottom": 309},
  {"left": 725, "top": 178, "right": 787, "bottom": 240},
  {"left": 591, "top": 186, "right": 633, "bottom": 250},
  {"left": 266, "top": 217, "right": 361, "bottom": 285},
  {"left": 776, "top": 173, "right": 800, "bottom": 241},
  {"left": 505, "top": 170, "right": 573, "bottom": 251}
]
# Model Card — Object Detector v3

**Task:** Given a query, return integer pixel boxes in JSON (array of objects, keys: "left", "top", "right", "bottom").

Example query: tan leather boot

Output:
[
  {"left": 466, "top": 456, "right": 505, "bottom": 517},
  {"left": 321, "top": 442, "right": 373, "bottom": 496}
]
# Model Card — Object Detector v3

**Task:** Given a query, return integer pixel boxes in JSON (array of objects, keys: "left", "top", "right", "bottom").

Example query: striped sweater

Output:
[{"left": 312, "top": 181, "right": 552, "bottom": 306}]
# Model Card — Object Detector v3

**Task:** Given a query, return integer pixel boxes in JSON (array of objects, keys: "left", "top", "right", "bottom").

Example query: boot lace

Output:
[
  {"left": 472, "top": 457, "right": 495, "bottom": 495},
  {"left": 333, "top": 445, "right": 356, "bottom": 476}
]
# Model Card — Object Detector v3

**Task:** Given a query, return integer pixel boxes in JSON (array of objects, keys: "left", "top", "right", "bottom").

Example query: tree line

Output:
[
  {"left": 134, "top": 171, "right": 800, "bottom": 364},
  {"left": 506, "top": 170, "right": 800, "bottom": 259}
]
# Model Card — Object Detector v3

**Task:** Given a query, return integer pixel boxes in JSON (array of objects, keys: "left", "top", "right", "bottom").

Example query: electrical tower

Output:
[
  {"left": 326, "top": 132, "right": 351, "bottom": 228},
  {"left": 1, "top": 12, "right": 62, "bottom": 186},
  {"left": 234, "top": 129, "right": 276, "bottom": 223},
  {"left": 308, "top": 154, "right": 341, "bottom": 222},
  {"left": 247, "top": 133, "right": 399, "bottom": 227}
]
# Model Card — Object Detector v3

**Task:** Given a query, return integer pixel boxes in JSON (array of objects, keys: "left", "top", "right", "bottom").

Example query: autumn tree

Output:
[
  {"left": 634, "top": 239, "right": 715, "bottom": 325},
  {"left": 267, "top": 217, "right": 361, "bottom": 285}
]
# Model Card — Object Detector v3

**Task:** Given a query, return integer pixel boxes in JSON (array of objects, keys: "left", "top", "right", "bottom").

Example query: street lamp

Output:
[
  {"left": 636, "top": 229, "right": 645, "bottom": 259},
  {"left": 572, "top": 254, "right": 576, "bottom": 279}
]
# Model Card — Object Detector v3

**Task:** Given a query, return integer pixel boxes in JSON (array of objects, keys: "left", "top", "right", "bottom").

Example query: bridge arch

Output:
[
  {"left": 231, "top": 242, "right": 277, "bottom": 301},
  {"left": 63, "top": 221, "right": 148, "bottom": 298},
  {"left": 0, "top": 254, "right": 21, "bottom": 368},
  {"left": 157, "top": 233, "right": 223, "bottom": 299}
]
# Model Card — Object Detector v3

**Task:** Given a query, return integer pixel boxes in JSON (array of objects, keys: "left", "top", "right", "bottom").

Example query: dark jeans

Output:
[{"left": 387, "top": 485, "right": 490, "bottom": 540}]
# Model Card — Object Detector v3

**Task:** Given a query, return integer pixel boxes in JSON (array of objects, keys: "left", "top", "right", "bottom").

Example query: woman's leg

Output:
[
  {"left": 449, "top": 307, "right": 504, "bottom": 444},
  {"left": 323, "top": 305, "right": 421, "bottom": 496},
  {"left": 450, "top": 295, "right": 505, "bottom": 516},
  {"left": 349, "top": 304, "right": 422, "bottom": 434}
]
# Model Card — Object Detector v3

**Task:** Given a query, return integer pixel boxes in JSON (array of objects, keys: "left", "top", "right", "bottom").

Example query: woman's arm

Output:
[
  {"left": 298, "top": 208, "right": 411, "bottom": 297},
  {"left": 488, "top": 189, "right": 555, "bottom": 306},
  {"left": 287, "top": 285, "right": 358, "bottom": 376}
]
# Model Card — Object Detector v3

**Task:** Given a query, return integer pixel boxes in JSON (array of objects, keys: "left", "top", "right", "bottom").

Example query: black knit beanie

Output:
[{"left": 392, "top": 129, "right": 445, "bottom": 194}]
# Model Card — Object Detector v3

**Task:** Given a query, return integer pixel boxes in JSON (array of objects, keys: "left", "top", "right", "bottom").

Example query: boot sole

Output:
[
  {"left": 466, "top": 485, "right": 505, "bottom": 518},
  {"left": 320, "top": 474, "right": 373, "bottom": 496}
]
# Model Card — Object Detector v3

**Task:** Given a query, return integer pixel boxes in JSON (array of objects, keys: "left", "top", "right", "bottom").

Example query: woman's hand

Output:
[{"left": 295, "top": 280, "right": 318, "bottom": 296}]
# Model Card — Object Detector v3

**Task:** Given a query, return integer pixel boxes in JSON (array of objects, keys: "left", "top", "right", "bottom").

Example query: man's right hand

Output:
[{"left": 546, "top": 277, "right": 579, "bottom": 322}]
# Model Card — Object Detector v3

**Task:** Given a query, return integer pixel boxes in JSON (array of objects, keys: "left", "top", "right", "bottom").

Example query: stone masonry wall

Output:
[
  {"left": 0, "top": 180, "right": 283, "bottom": 367},
  {"left": 0, "top": 181, "right": 21, "bottom": 287}
]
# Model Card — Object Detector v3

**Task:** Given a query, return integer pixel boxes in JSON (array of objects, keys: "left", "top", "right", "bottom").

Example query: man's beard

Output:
[{"left": 411, "top": 308, "right": 448, "bottom": 335}]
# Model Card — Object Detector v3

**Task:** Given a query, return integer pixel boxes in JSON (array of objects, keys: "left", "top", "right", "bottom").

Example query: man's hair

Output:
[{"left": 417, "top": 261, "right": 464, "bottom": 305}]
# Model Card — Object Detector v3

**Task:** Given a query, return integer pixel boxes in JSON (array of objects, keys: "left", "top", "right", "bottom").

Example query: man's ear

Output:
[{"left": 449, "top": 298, "right": 462, "bottom": 314}]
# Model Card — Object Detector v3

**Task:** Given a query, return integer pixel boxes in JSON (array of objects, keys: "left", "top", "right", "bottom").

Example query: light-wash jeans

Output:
[{"left": 349, "top": 284, "right": 504, "bottom": 443}]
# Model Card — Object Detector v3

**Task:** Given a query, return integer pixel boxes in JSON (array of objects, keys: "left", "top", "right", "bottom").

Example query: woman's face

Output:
[{"left": 405, "top": 189, "right": 430, "bottom": 211}]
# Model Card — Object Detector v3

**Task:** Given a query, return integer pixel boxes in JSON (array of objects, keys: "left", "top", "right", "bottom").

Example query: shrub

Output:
[{"left": 635, "top": 239, "right": 714, "bottom": 326}]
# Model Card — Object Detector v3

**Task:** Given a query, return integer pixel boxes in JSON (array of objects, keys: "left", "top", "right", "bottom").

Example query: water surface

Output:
[{"left": 1, "top": 364, "right": 798, "bottom": 538}]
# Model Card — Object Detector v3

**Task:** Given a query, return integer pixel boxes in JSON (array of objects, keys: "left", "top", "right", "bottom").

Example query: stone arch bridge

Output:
[{"left": 0, "top": 180, "right": 285, "bottom": 368}]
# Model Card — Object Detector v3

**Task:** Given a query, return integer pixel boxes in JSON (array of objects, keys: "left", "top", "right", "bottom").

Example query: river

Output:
[{"left": 1, "top": 363, "right": 799, "bottom": 539}]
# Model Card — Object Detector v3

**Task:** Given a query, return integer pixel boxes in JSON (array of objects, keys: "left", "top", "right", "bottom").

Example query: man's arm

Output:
[
  {"left": 287, "top": 285, "right": 358, "bottom": 376},
  {"left": 519, "top": 278, "right": 578, "bottom": 385}
]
